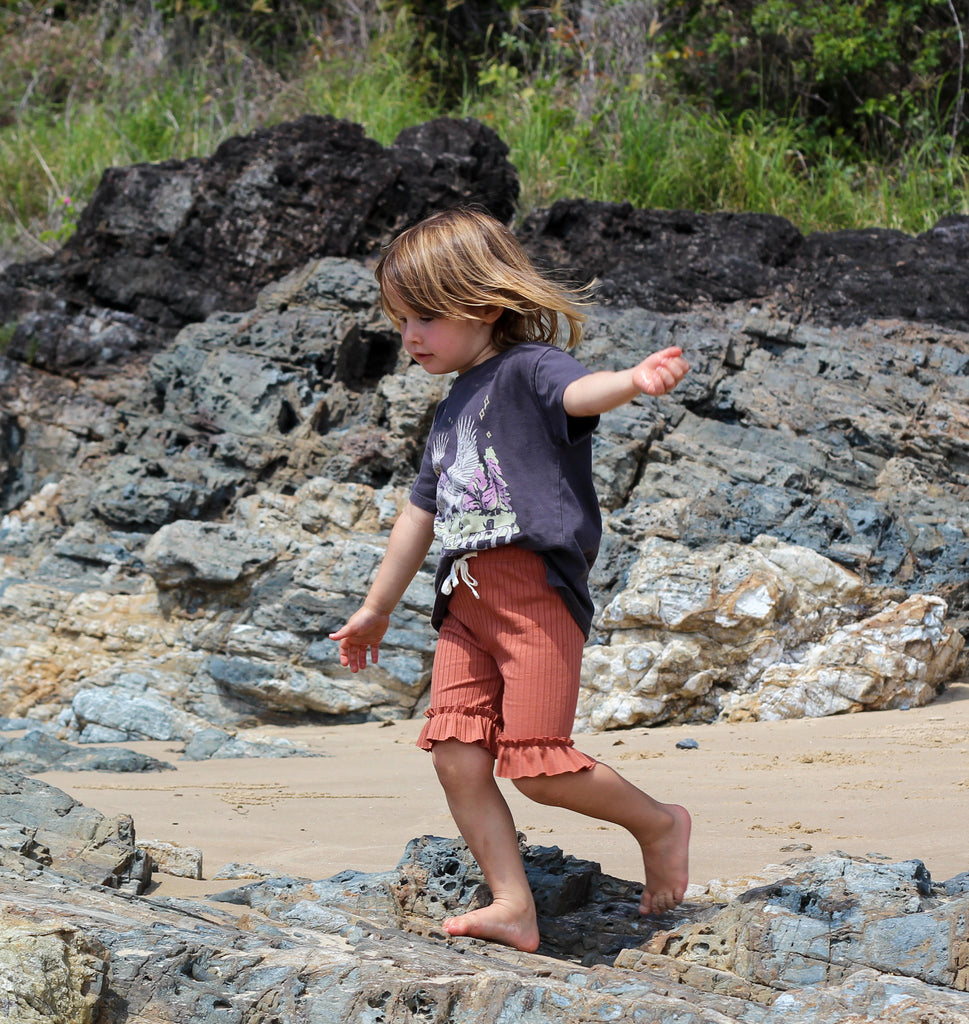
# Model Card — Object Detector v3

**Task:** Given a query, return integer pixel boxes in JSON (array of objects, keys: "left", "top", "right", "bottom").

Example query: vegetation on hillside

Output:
[{"left": 0, "top": 0, "right": 966, "bottom": 265}]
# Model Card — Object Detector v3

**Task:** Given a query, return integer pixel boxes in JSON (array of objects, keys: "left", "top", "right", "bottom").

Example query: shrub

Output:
[{"left": 654, "top": 0, "right": 966, "bottom": 158}]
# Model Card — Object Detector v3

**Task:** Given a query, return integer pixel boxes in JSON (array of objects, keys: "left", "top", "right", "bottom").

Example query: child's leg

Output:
[
  {"left": 431, "top": 739, "right": 540, "bottom": 952},
  {"left": 464, "top": 548, "right": 690, "bottom": 915},
  {"left": 513, "top": 766, "right": 691, "bottom": 915},
  {"left": 417, "top": 595, "right": 540, "bottom": 952}
]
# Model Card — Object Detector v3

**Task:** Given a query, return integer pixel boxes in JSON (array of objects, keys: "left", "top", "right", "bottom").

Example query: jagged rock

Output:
[
  {"left": 0, "top": 730, "right": 173, "bottom": 773},
  {"left": 68, "top": 256, "right": 427, "bottom": 532},
  {"left": 212, "top": 834, "right": 676, "bottom": 965},
  {"left": 758, "top": 968, "right": 969, "bottom": 1024},
  {"left": 0, "top": 870, "right": 758, "bottom": 1024},
  {"left": 387, "top": 833, "right": 666, "bottom": 963},
  {"left": 2, "top": 257, "right": 967, "bottom": 738},
  {"left": 1, "top": 123, "right": 968, "bottom": 745},
  {"left": 57, "top": 678, "right": 315, "bottom": 759},
  {"left": 142, "top": 521, "right": 280, "bottom": 589},
  {"left": 629, "top": 854, "right": 969, "bottom": 994},
  {"left": 519, "top": 200, "right": 969, "bottom": 329},
  {"left": 0, "top": 911, "right": 108, "bottom": 1024},
  {"left": 70, "top": 683, "right": 212, "bottom": 743},
  {"left": 0, "top": 115, "right": 518, "bottom": 370},
  {"left": 2, "top": 775, "right": 968, "bottom": 1023},
  {"left": 579, "top": 534, "right": 963, "bottom": 729},
  {"left": 0, "top": 771, "right": 151, "bottom": 893}
]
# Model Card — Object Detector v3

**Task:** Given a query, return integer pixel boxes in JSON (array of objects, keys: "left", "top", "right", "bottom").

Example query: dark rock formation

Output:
[
  {"left": 0, "top": 114, "right": 518, "bottom": 372},
  {"left": 0, "top": 114, "right": 966, "bottom": 738},
  {"left": 0, "top": 258, "right": 965, "bottom": 739},
  {"left": 520, "top": 200, "right": 969, "bottom": 329},
  {"left": 2, "top": 108, "right": 968, "bottom": 1024},
  {"left": 0, "top": 769, "right": 151, "bottom": 892}
]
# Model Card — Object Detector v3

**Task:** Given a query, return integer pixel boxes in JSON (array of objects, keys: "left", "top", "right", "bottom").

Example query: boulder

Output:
[
  {"left": 0, "top": 770, "right": 151, "bottom": 892},
  {"left": 633, "top": 854, "right": 969, "bottom": 993},
  {"left": 579, "top": 535, "right": 963, "bottom": 729},
  {"left": 0, "top": 114, "right": 518, "bottom": 370},
  {"left": 0, "top": 730, "right": 172, "bottom": 773}
]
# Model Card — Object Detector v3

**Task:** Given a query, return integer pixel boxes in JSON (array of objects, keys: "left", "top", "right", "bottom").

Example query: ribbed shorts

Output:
[{"left": 417, "top": 544, "right": 598, "bottom": 779}]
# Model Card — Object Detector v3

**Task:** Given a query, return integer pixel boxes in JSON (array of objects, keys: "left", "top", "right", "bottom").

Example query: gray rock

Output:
[
  {"left": 1, "top": 129, "right": 968, "bottom": 742},
  {"left": 142, "top": 521, "right": 279, "bottom": 589},
  {"left": 637, "top": 854, "right": 969, "bottom": 993},
  {"left": 942, "top": 871, "right": 969, "bottom": 896},
  {"left": 181, "top": 726, "right": 315, "bottom": 761},
  {"left": 0, "top": 717, "right": 39, "bottom": 731},
  {"left": 0, "top": 770, "right": 151, "bottom": 893},
  {"left": 71, "top": 685, "right": 208, "bottom": 743},
  {"left": 0, "top": 730, "right": 173, "bottom": 773},
  {"left": 759, "top": 968, "right": 969, "bottom": 1024},
  {"left": 138, "top": 839, "right": 203, "bottom": 879},
  {"left": 2, "top": 283, "right": 967, "bottom": 735},
  {"left": 2, "top": 774, "right": 969, "bottom": 1023}
]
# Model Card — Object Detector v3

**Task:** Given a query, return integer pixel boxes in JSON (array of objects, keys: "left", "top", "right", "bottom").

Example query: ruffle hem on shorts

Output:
[
  {"left": 495, "top": 736, "right": 597, "bottom": 779},
  {"left": 417, "top": 706, "right": 596, "bottom": 778},
  {"left": 417, "top": 705, "right": 500, "bottom": 756}
]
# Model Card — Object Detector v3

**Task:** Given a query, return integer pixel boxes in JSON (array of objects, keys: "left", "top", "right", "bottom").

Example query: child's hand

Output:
[
  {"left": 632, "top": 347, "right": 690, "bottom": 396},
  {"left": 329, "top": 607, "right": 390, "bottom": 673}
]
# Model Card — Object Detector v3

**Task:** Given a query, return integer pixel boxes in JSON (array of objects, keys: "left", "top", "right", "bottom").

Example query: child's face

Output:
[{"left": 385, "top": 289, "right": 501, "bottom": 376}]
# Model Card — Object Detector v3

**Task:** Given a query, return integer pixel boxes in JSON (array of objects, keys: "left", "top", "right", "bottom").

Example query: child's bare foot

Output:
[
  {"left": 442, "top": 901, "right": 540, "bottom": 953},
  {"left": 639, "top": 803, "right": 691, "bottom": 916}
]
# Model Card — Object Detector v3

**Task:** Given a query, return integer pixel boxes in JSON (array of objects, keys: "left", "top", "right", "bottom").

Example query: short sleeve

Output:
[{"left": 531, "top": 346, "right": 599, "bottom": 445}]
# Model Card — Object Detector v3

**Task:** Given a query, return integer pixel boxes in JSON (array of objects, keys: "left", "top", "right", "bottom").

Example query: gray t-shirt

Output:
[{"left": 410, "top": 342, "right": 600, "bottom": 637}]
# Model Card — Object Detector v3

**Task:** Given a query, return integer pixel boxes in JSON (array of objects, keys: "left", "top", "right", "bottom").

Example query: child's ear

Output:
[{"left": 480, "top": 305, "right": 503, "bottom": 324}]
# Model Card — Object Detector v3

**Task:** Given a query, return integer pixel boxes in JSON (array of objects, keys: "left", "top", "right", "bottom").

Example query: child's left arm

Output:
[{"left": 563, "top": 346, "right": 689, "bottom": 418}]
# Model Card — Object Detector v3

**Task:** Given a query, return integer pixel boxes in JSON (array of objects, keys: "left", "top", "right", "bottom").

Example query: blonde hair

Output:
[{"left": 374, "top": 207, "right": 590, "bottom": 350}]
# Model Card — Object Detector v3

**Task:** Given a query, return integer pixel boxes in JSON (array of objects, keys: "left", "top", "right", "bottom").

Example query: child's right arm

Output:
[
  {"left": 328, "top": 500, "right": 436, "bottom": 673},
  {"left": 563, "top": 346, "right": 690, "bottom": 417}
]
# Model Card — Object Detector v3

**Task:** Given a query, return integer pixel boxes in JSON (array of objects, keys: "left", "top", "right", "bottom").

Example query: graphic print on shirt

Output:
[{"left": 432, "top": 416, "right": 520, "bottom": 550}]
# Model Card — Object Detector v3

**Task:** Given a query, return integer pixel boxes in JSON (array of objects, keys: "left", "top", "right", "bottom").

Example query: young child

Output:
[{"left": 330, "top": 207, "right": 691, "bottom": 953}]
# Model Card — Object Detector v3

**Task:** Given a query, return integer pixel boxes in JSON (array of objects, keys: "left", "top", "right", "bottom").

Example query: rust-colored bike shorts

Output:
[{"left": 417, "top": 545, "right": 598, "bottom": 779}]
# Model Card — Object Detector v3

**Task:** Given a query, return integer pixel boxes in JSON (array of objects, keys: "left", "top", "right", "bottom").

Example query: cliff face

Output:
[{"left": 0, "top": 114, "right": 966, "bottom": 750}]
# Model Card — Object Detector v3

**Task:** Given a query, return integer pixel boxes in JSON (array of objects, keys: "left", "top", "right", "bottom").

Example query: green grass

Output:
[
  {"left": 1, "top": 2, "right": 966, "bottom": 264},
  {"left": 460, "top": 78, "right": 969, "bottom": 232}
]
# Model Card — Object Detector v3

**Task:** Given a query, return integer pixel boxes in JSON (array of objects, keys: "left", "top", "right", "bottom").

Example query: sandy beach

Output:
[{"left": 38, "top": 679, "right": 969, "bottom": 902}]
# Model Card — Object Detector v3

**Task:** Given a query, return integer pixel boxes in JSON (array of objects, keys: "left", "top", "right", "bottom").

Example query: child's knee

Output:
[
  {"left": 431, "top": 739, "right": 494, "bottom": 788},
  {"left": 512, "top": 775, "right": 556, "bottom": 805}
]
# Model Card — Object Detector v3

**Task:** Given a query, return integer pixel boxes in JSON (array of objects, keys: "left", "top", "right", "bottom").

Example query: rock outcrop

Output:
[
  {"left": 0, "top": 769, "right": 151, "bottom": 892},
  {"left": 0, "top": 119, "right": 966, "bottom": 747},
  {"left": 1, "top": 111, "right": 968, "bottom": 1024},
  {"left": 519, "top": 200, "right": 969, "bottom": 329},
  {"left": 1, "top": 772, "right": 968, "bottom": 1023},
  {"left": 0, "top": 114, "right": 518, "bottom": 371},
  {"left": 0, "top": 251, "right": 964, "bottom": 739}
]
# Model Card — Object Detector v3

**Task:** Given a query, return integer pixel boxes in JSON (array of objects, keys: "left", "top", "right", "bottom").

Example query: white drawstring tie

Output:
[{"left": 441, "top": 552, "right": 480, "bottom": 599}]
